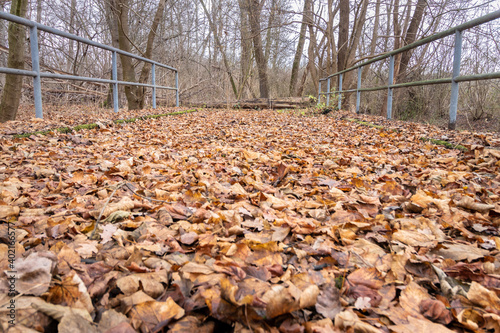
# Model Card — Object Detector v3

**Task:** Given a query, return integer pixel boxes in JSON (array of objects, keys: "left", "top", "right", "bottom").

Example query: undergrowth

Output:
[{"left": 13, "top": 109, "right": 198, "bottom": 138}]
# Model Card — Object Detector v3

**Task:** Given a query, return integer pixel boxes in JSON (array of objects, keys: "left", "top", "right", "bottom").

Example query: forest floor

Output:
[{"left": 1, "top": 107, "right": 500, "bottom": 332}]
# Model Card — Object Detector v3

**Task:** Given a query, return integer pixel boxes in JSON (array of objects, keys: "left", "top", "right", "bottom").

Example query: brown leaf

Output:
[
  {"left": 467, "top": 281, "right": 500, "bottom": 313},
  {"left": 0, "top": 205, "right": 19, "bottom": 219},
  {"left": 316, "top": 285, "right": 342, "bottom": 320},
  {"left": 58, "top": 313, "right": 99, "bottom": 333},
  {"left": 456, "top": 196, "right": 495, "bottom": 213},
  {"left": 0, "top": 251, "right": 56, "bottom": 296},
  {"left": 181, "top": 262, "right": 214, "bottom": 275},
  {"left": 389, "top": 316, "right": 456, "bottom": 333},
  {"left": 169, "top": 316, "right": 215, "bottom": 333},
  {"left": 89, "top": 196, "right": 135, "bottom": 219},
  {"left": 392, "top": 230, "right": 437, "bottom": 248},
  {"left": 420, "top": 299, "right": 453, "bottom": 325},
  {"left": 431, "top": 242, "right": 489, "bottom": 261},
  {"left": 180, "top": 231, "right": 199, "bottom": 245},
  {"left": 47, "top": 270, "right": 94, "bottom": 313},
  {"left": 116, "top": 271, "right": 168, "bottom": 298},
  {"left": 128, "top": 297, "right": 185, "bottom": 332},
  {"left": 334, "top": 309, "right": 381, "bottom": 333}
]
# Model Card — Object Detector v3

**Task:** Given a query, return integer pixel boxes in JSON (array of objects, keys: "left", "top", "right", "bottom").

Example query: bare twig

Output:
[
  {"left": 89, "top": 182, "right": 125, "bottom": 240},
  {"left": 122, "top": 182, "right": 175, "bottom": 204}
]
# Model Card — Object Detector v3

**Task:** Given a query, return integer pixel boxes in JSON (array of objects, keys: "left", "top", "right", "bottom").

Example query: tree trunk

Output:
[
  {"left": 397, "top": 0, "right": 427, "bottom": 80},
  {"left": 361, "top": 0, "right": 380, "bottom": 82},
  {"left": 104, "top": 0, "right": 124, "bottom": 108},
  {"left": 68, "top": 0, "right": 76, "bottom": 74},
  {"left": 289, "top": 0, "right": 310, "bottom": 96},
  {"left": 0, "top": 0, "right": 29, "bottom": 122},
  {"left": 247, "top": 0, "right": 269, "bottom": 98},
  {"left": 337, "top": 0, "right": 349, "bottom": 108},
  {"left": 337, "top": 0, "right": 349, "bottom": 72},
  {"left": 199, "top": 0, "right": 238, "bottom": 99},
  {"left": 115, "top": 0, "right": 141, "bottom": 110},
  {"left": 264, "top": 0, "right": 276, "bottom": 64},
  {"left": 305, "top": 0, "right": 318, "bottom": 93},
  {"left": 238, "top": 0, "right": 252, "bottom": 99},
  {"left": 136, "top": 0, "right": 166, "bottom": 109},
  {"left": 347, "top": 0, "right": 369, "bottom": 64}
]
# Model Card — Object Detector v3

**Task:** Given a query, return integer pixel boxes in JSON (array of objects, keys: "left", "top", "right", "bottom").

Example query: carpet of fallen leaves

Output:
[
  {"left": 1, "top": 108, "right": 500, "bottom": 333},
  {"left": 0, "top": 105, "right": 188, "bottom": 136}
]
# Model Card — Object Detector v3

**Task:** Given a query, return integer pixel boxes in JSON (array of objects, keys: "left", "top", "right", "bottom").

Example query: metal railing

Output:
[
  {"left": 0, "top": 11, "right": 179, "bottom": 119},
  {"left": 318, "top": 10, "right": 500, "bottom": 130}
]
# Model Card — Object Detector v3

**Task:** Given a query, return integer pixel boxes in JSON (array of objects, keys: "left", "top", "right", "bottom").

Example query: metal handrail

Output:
[
  {"left": 0, "top": 10, "right": 179, "bottom": 118},
  {"left": 318, "top": 9, "right": 500, "bottom": 130}
]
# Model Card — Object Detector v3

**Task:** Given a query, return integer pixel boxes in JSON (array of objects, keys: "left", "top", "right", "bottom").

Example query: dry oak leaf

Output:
[
  {"left": 55, "top": 244, "right": 82, "bottom": 275},
  {"left": 304, "top": 318, "right": 339, "bottom": 333},
  {"left": 456, "top": 196, "right": 495, "bottom": 213},
  {"left": 347, "top": 267, "right": 385, "bottom": 290},
  {"left": 31, "top": 297, "right": 92, "bottom": 321},
  {"left": 456, "top": 308, "right": 485, "bottom": 331},
  {"left": 169, "top": 316, "right": 215, "bottom": 333},
  {"left": 128, "top": 297, "right": 185, "bottom": 332},
  {"left": 484, "top": 313, "right": 500, "bottom": 332},
  {"left": 116, "top": 271, "right": 168, "bottom": 298},
  {"left": 0, "top": 295, "right": 50, "bottom": 331},
  {"left": 47, "top": 270, "right": 94, "bottom": 314},
  {"left": 399, "top": 281, "right": 431, "bottom": 320},
  {"left": 315, "top": 285, "right": 342, "bottom": 320},
  {"left": 354, "top": 297, "right": 372, "bottom": 310},
  {"left": 89, "top": 196, "right": 135, "bottom": 219},
  {"left": 71, "top": 235, "right": 99, "bottom": 259},
  {"left": 410, "top": 190, "right": 450, "bottom": 214},
  {"left": 419, "top": 299, "right": 453, "bottom": 325},
  {"left": 180, "top": 231, "right": 199, "bottom": 245},
  {"left": 181, "top": 262, "right": 214, "bottom": 275},
  {"left": 431, "top": 242, "right": 489, "bottom": 262},
  {"left": 1, "top": 251, "right": 56, "bottom": 296},
  {"left": 121, "top": 290, "right": 155, "bottom": 312},
  {"left": 100, "top": 224, "right": 118, "bottom": 244},
  {"left": 97, "top": 309, "right": 130, "bottom": 332},
  {"left": 0, "top": 205, "right": 19, "bottom": 219},
  {"left": 334, "top": 309, "right": 381, "bottom": 333},
  {"left": 261, "top": 281, "right": 320, "bottom": 319},
  {"left": 392, "top": 230, "right": 437, "bottom": 248},
  {"left": 58, "top": 313, "right": 99, "bottom": 333},
  {"left": 467, "top": 281, "right": 500, "bottom": 313},
  {"left": 389, "top": 316, "right": 455, "bottom": 333}
]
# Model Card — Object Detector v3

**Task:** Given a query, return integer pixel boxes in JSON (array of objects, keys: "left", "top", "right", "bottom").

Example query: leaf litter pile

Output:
[{"left": 1, "top": 109, "right": 500, "bottom": 333}]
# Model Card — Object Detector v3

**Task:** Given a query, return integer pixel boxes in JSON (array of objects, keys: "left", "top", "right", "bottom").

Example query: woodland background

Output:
[{"left": 0, "top": 0, "right": 499, "bottom": 130}]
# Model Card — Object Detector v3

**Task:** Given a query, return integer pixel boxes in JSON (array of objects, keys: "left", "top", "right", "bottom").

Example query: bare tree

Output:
[
  {"left": 247, "top": 0, "right": 269, "bottom": 98},
  {"left": 111, "top": 0, "right": 166, "bottom": 110},
  {"left": 199, "top": 0, "right": 238, "bottom": 99},
  {"left": 289, "top": 0, "right": 310, "bottom": 96},
  {"left": 0, "top": 0, "right": 29, "bottom": 122}
]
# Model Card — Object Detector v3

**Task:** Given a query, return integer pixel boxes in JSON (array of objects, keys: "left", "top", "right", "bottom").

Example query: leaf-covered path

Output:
[{"left": 1, "top": 109, "right": 500, "bottom": 332}]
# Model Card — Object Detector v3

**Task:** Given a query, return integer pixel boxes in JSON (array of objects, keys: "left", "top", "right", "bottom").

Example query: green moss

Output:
[
  {"left": 344, "top": 117, "right": 467, "bottom": 152},
  {"left": 12, "top": 109, "right": 199, "bottom": 138},
  {"left": 420, "top": 137, "right": 468, "bottom": 151},
  {"left": 345, "top": 118, "right": 384, "bottom": 129},
  {"left": 73, "top": 123, "right": 98, "bottom": 131}
]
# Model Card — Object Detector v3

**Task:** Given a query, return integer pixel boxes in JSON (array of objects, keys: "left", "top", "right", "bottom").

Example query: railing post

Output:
[
  {"left": 338, "top": 74, "right": 343, "bottom": 110},
  {"left": 387, "top": 55, "right": 395, "bottom": 119},
  {"left": 29, "top": 26, "right": 43, "bottom": 119},
  {"left": 175, "top": 70, "right": 179, "bottom": 107},
  {"left": 449, "top": 30, "right": 462, "bottom": 130},
  {"left": 356, "top": 66, "right": 362, "bottom": 114},
  {"left": 317, "top": 80, "right": 322, "bottom": 105},
  {"left": 112, "top": 51, "right": 119, "bottom": 113},
  {"left": 152, "top": 63, "right": 156, "bottom": 109},
  {"left": 326, "top": 78, "right": 331, "bottom": 106}
]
